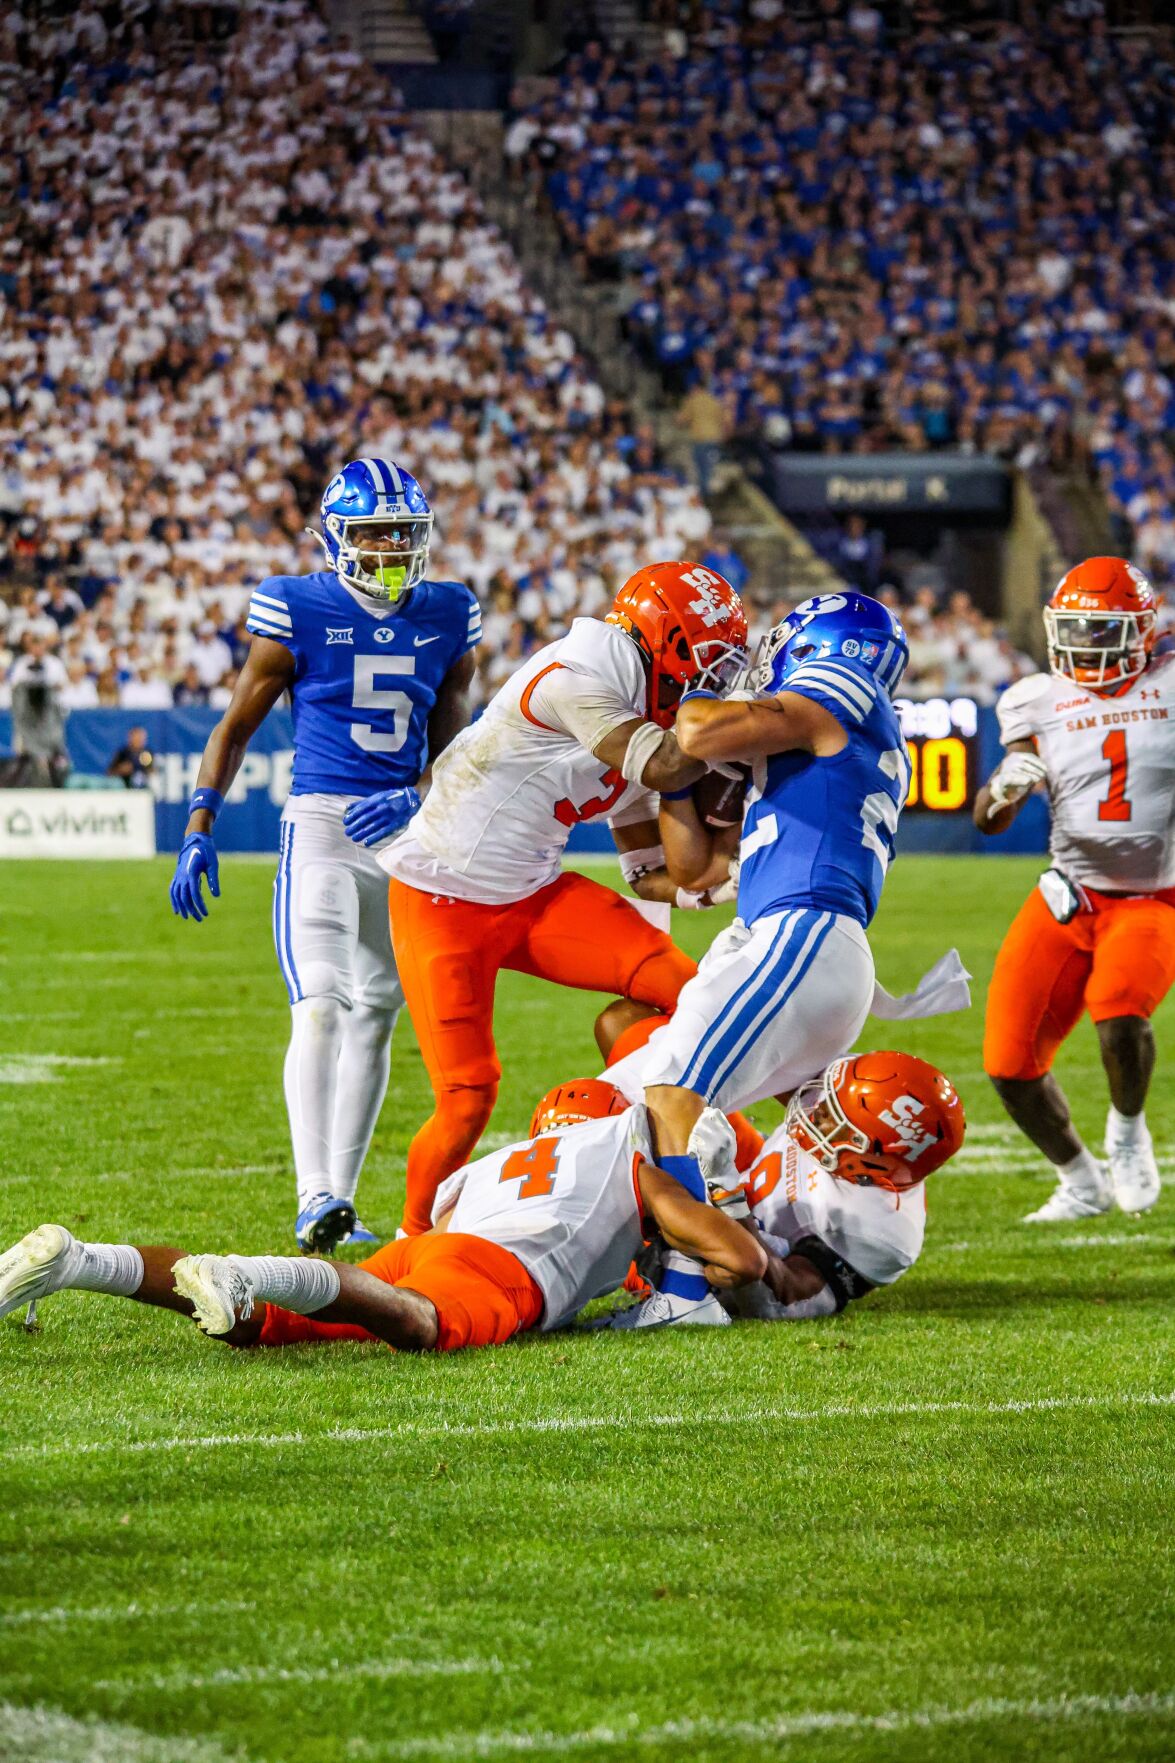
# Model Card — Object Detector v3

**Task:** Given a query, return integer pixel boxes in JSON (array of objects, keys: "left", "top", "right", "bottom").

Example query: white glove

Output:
[
  {"left": 986, "top": 751, "right": 1047, "bottom": 817},
  {"left": 675, "top": 887, "right": 711, "bottom": 909},
  {"left": 708, "top": 857, "right": 739, "bottom": 906}
]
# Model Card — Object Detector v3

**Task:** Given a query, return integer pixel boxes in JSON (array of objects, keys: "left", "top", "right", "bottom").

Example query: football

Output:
[{"left": 692, "top": 765, "right": 748, "bottom": 828}]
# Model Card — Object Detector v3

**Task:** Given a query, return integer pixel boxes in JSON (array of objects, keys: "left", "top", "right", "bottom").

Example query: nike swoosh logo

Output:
[{"left": 414, "top": 634, "right": 441, "bottom": 646}]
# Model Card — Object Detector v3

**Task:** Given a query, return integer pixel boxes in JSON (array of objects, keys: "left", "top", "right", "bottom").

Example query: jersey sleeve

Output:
[
  {"left": 780, "top": 659, "right": 878, "bottom": 730},
  {"left": 527, "top": 662, "right": 639, "bottom": 752},
  {"left": 995, "top": 673, "right": 1049, "bottom": 745},
  {"left": 609, "top": 785, "right": 659, "bottom": 831},
  {"left": 461, "top": 584, "right": 482, "bottom": 654},
  {"left": 246, "top": 577, "right": 297, "bottom": 654}
]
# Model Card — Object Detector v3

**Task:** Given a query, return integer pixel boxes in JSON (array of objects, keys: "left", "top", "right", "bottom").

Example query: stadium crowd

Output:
[
  {"left": 0, "top": 0, "right": 711, "bottom": 715},
  {"left": 509, "top": 1, "right": 1175, "bottom": 592}
]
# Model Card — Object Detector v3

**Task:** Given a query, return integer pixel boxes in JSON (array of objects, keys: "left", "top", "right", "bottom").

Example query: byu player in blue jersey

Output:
[
  {"left": 609, "top": 593, "right": 913, "bottom": 1324},
  {"left": 169, "top": 460, "right": 479, "bottom": 1252}
]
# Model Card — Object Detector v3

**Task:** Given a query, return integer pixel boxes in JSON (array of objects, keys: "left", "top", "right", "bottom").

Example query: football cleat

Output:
[
  {"left": 1106, "top": 1127, "right": 1161, "bottom": 1215},
  {"left": 347, "top": 1218, "right": 380, "bottom": 1246},
  {"left": 172, "top": 1255, "right": 254, "bottom": 1336},
  {"left": 295, "top": 1192, "right": 357, "bottom": 1255},
  {"left": 1023, "top": 1169, "right": 1113, "bottom": 1224},
  {"left": 0, "top": 1224, "right": 78, "bottom": 1322},
  {"left": 608, "top": 1287, "right": 731, "bottom": 1329}
]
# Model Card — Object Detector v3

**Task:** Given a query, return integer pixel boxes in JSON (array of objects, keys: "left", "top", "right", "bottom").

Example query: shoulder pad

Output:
[{"left": 997, "top": 672, "right": 1052, "bottom": 712}]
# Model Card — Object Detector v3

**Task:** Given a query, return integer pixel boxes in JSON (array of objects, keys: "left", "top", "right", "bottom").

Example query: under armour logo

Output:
[
  {"left": 374, "top": 626, "right": 396, "bottom": 644},
  {"left": 325, "top": 627, "right": 353, "bottom": 645},
  {"left": 1139, "top": 688, "right": 1160, "bottom": 701}
]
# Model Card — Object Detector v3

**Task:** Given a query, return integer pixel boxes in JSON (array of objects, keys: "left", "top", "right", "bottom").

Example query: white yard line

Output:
[
  {"left": 0, "top": 1702, "right": 251, "bottom": 1763},
  {"left": 92, "top": 1658, "right": 504, "bottom": 1695},
  {"left": 10, "top": 1391, "right": 1173, "bottom": 1465},
  {"left": 0, "top": 1598, "right": 256, "bottom": 1629},
  {"left": 348, "top": 1689, "right": 1175, "bottom": 1759}
]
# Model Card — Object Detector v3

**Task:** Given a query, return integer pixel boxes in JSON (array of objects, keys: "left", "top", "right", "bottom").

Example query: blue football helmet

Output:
[
  {"left": 311, "top": 458, "right": 432, "bottom": 603},
  {"left": 752, "top": 592, "right": 909, "bottom": 698}
]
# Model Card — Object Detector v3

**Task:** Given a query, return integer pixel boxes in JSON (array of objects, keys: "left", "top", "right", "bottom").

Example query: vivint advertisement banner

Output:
[{"left": 0, "top": 791, "right": 156, "bottom": 859}]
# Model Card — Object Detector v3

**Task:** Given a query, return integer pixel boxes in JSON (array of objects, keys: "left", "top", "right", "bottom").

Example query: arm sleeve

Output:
[
  {"left": 527, "top": 663, "right": 641, "bottom": 752},
  {"left": 246, "top": 577, "right": 297, "bottom": 655},
  {"left": 781, "top": 659, "right": 877, "bottom": 732}
]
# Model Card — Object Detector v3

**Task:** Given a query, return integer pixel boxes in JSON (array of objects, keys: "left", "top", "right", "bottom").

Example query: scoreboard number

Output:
[{"left": 894, "top": 698, "right": 979, "bottom": 814}]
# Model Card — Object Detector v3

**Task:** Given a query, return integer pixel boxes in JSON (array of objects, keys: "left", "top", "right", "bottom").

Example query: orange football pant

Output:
[
  {"left": 388, "top": 871, "right": 697, "bottom": 1234},
  {"left": 257, "top": 1232, "right": 543, "bottom": 1353},
  {"left": 605, "top": 1010, "right": 765, "bottom": 1172},
  {"left": 984, "top": 884, "right": 1175, "bottom": 1081}
]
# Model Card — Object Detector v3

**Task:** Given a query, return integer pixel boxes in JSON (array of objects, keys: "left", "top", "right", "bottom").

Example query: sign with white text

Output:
[{"left": 0, "top": 791, "right": 156, "bottom": 859}]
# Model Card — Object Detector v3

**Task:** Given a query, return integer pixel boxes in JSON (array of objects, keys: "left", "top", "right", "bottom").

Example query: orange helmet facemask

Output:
[
  {"left": 606, "top": 560, "right": 749, "bottom": 728},
  {"left": 1043, "top": 557, "right": 1159, "bottom": 694},
  {"left": 529, "top": 1078, "right": 627, "bottom": 1138},
  {"left": 785, "top": 1052, "right": 965, "bottom": 1194}
]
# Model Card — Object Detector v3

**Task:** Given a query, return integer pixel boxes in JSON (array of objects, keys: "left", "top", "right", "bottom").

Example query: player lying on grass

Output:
[
  {"left": 0, "top": 1084, "right": 768, "bottom": 1352},
  {"left": 572, "top": 1051, "right": 964, "bottom": 1327},
  {"left": 0, "top": 1057, "right": 962, "bottom": 1347},
  {"left": 975, "top": 556, "right": 1173, "bottom": 1221}
]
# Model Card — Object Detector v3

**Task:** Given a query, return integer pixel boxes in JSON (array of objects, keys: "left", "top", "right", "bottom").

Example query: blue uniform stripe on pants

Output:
[
  {"left": 273, "top": 822, "right": 301, "bottom": 1005},
  {"left": 706, "top": 910, "right": 833, "bottom": 1100},
  {"left": 677, "top": 910, "right": 800, "bottom": 1095}
]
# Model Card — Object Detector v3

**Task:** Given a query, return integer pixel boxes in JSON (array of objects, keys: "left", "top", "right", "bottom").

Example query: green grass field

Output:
[{"left": 1, "top": 855, "right": 1173, "bottom": 1763}]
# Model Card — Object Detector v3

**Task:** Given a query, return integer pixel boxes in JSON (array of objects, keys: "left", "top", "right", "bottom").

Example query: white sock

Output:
[
  {"left": 329, "top": 1003, "right": 396, "bottom": 1205},
  {"left": 1058, "top": 1147, "right": 1104, "bottom": 1190},
  {"left": 1107, "top": 1106, "right": 1146, "bottom": 1148},
  {"left": 69, "top": 1242, "right": 145, "bottom": 1297},
  {"left": 284, "top": 996, "right": 344, "bottom": 1210},
  {"left": 228, "top": 1255, "right": 340, "bottom": 1314}
]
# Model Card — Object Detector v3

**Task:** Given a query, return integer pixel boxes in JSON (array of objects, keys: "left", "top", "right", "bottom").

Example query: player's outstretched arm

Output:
[
  {"left": 638, "top": 1161, "right": 768, "bottom": 1289},
  {"left": 973, "top": 738, "right": 1046, "bottom": 835},
  {"left": 675, "top": 690, "right": 846, "bottom": 763},
  {"left": 169, "top": 638, "right": 295, "bottom": 921}
]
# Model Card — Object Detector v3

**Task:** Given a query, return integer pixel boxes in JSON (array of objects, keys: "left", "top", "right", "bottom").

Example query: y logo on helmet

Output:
[
  {"left": 795, "top": 594, "right": 848, "bottom": 622},
  {"left": 680, "top": 567, "right": 729, "bottom": 629},
  {"left": 324, "top": 473, "right": 346, "bottom": 504},
  {"left": 878, "top": 1094, "right": 937, "bottom": 1160}
]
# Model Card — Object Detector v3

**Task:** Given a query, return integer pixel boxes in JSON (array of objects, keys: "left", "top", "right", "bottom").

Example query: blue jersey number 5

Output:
[{"left": 351, "top": 654, "right": 415, "bottom": 755}]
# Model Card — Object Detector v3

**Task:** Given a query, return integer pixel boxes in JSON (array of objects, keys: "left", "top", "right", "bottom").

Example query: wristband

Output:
[
  {"left": 679, "top": 688, "right": 719, "bottom": 707},
  {"left": 188, "top": 787, "right": 225, "bottom": 821},
  {"left": 660, "top": 786, "right": 693, "bottom": 801}
]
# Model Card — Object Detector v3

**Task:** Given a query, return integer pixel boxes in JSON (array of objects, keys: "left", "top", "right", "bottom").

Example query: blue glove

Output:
[
  {"left": 343, "top": 786, "right": 421, "bottom": 848},
  {"left": 170, "top": 832, "right": 220, "bottom": 922}
]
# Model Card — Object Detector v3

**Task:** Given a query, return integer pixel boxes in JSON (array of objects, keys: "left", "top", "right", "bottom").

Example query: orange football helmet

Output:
[
  {"left": 529, "top": 1078, "right": 628, "bottom": 1138},
  {"left": 1043, "top": 557, "right": 1159, "bottom": 693},
  {"left": 607, "top": 561, "right": 748, "bottom": 728},
  {"left": 785, "top": 1052, "right": 965, "bottom": 1194}
]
